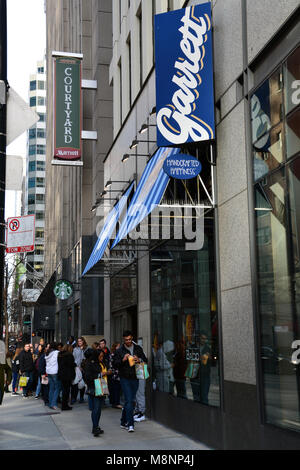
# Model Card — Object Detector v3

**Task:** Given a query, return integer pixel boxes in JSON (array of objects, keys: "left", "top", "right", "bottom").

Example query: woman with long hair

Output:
[
  {"left": 83, "top": 349, "right": 111, "bottom": 436},
  {"left": 71, "top": 336, "right": 89, "bottom": 404},
  {"left": 45, "top": 342, "right": 60, "bottom": 411}
]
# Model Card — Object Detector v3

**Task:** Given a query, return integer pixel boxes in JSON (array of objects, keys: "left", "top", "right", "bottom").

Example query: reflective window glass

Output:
[
  {"left": 251, "top": 69, "right": 283, "bottom": 145},
  {"left": 284, "top": 47, "right": 300, "bottom": 115}
]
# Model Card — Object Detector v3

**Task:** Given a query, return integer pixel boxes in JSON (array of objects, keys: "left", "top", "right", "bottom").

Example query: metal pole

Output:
[{"left": 0, "top": 0, "right": 7, "bottom": 340}]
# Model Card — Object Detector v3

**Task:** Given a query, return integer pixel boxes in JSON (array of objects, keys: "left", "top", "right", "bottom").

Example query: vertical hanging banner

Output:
[
  {"left": 52, "top": 52, "right": 83, "bottom": 165},
  {"left": 155, "top": 3, "right": 215, "bottom": 147}
]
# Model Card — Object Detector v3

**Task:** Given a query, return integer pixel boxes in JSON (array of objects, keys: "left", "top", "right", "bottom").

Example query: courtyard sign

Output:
[
  {"left": 53, "top": 52, "right": 82, "bottom": 163},
  {"left": 155, "top": 3, "right": 215, "bottom": 147}
]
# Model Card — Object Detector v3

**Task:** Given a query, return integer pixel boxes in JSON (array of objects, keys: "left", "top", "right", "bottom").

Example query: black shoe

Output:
[
  {"left": 92, "top": 427, "right": 104, "bottom": 436},
  {"left": 62, "top": 406, "right": 72, "bottom": 411}
]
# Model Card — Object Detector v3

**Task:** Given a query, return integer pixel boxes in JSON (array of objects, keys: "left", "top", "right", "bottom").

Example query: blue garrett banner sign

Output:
[
  {"left": 163, "top": 154, "right": 202, "bottom": 179},
  {"left": 155, "top": 3, "right": 215, "bottom": 147}
]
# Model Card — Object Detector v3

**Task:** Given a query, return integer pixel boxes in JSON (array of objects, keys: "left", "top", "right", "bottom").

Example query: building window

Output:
[
  {"left": 38, "top": 113, "right": 45, "bottom": 122},
  {"left": 29, "top": 145, "right": 36, "bottom": 155},
  {"left": 37, "top": 145, "right": 46, "bottom": 155},
  {"left": 37, "top": 96, "right": 45, "bottom": 106},
  {"left": 37, "top": 66, "right": 44, "bottom": 73},
  {"left": 28, "top": 194, "right": 35, "bottom": 205},
  {"left": 36, "top": 161, "right": 45, "bottom": 171},
  {"left": 30, "top": 96, "right": 36, "bottom": 107},
  {"left": 28, "top": 161, "right": 36, "bottom": 172},
  {"left": 35, "top": 229, "right": 44, "bottom": 239},
  {"left": 37, "top": 129, "right": 46, "bottom": 139},
  {"left": 30, "top": 80, "right": 36, "bottom": 91},
  {"left": 36, "top": 177, "right": 44, "bottom": 188},
  {"left": 38, "top": 81, "right": 45, "bottom": 90},
  {"left": 28, "top": 177, "right": 35, "bottom": 188},
  {"left": 252, "top": 45, "right": 300, "bottom": 433},
  {"left": 29, "top": 129, "right": 36, "bottom": 139},
  {"left": 35, "top": 212, "right": 44, "bottom": 220},
  {"left": 36, "top": 194, "right": 45, "bottom": 203}
]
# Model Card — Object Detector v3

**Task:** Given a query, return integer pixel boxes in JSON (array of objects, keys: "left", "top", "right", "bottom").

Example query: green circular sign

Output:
[{"left": 53, "top": 280, "right": 73, "bottom": 300}]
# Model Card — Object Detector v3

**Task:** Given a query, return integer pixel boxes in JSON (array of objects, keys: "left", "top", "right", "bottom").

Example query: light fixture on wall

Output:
[
  {"left": 150, "top": 106, "right": 156, "bottom": 116},
  {"left": 139, "top": 123, "right": 156, "bottom": 134},
  {"left": 105, "top": 179, "right": 130, "bottom": 189},
  {"left": 129, "top": 138, "right": 156, "bottom": 149},
  {"left": 121, "top": 153, "right": 150, "bottom": 163}
]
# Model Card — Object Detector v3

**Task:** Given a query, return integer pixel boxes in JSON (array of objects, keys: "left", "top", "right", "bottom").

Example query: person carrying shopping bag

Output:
[{"left": 83, "top": 349, "right": 110, "bottom": 437}]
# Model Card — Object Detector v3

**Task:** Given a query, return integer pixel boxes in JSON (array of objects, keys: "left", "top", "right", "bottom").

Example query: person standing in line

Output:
[
  {"left": 110, "top": 342, "right": 122, "bottom": 409},
  {"left": 0, "top": 341, "right": 12, "bottom": 405},
  {"left": 11, "top": 347, "right": 22, "bottom": 395},
  {"left": 72, "top": 336, "right": 89, "bottom": 404},
  {"left": 83, "top": 348, "right": 107, "bottom": 437},
  {"left": 113, "top": 331, "right": 148, "bottom": 433},
  {"left": 67, "top": 336, "right": 76, "bottom": 347},
  {"left": 133, "top": 341, "right": 147, "bottom": 423},
  {"left": 34, "top": 344, "right": 45, "bottom": 399},
  {"left": 58, "top": 344, "right": 76, "bottom": 411},
  {"left": 45, "top": 342, "right": 60, "bottom": 411},
  {"left": 38, "top": 344, "right": 49, "bottom": 406},
  {"left": 18, "top": 344, "right": 34, "bottom": 398}
]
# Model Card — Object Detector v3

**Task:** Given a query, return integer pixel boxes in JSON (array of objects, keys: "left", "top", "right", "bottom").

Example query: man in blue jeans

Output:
[{"left": 112, "top": 330, "right": 147, "bottom": 433}]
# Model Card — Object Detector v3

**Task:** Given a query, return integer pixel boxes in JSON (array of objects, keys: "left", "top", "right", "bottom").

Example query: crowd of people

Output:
[{"left": 2, "top": 330, "right": 148, "bottom": 437}]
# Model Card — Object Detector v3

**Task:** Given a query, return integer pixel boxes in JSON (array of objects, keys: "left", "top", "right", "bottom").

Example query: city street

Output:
[{"left": 0, "top": 392, "right": 210, "bottom": 451}]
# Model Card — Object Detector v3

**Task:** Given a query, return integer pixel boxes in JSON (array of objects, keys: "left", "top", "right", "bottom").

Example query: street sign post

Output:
[{"left": 6, "top": 215, "right": 35, "bottom": 253}]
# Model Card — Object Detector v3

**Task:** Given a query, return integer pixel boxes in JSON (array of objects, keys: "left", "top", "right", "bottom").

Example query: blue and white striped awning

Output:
[
  {"left": 82, "top": 182, "right": 134, "bottom": 276},
  {"left": 111, "top": 146, "right": 180, "bottom": 249}
]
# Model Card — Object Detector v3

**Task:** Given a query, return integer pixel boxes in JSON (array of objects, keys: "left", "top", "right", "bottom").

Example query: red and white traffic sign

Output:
[{"left": 6, "top": 215, "right": 35, "bottom": 253}]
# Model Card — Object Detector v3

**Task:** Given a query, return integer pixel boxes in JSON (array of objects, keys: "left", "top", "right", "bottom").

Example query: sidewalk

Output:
[{"left": 0, "top": 392, "right": 211, "bottom": 451}]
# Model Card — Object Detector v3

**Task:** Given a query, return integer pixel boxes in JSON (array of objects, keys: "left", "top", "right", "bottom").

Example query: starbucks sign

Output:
[{"left": 53, "top": 280, "right": 73, "bottom": 300}]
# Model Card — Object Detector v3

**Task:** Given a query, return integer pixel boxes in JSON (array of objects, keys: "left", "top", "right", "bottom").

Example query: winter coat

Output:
[
  {"left": 73, "top": 346, "right": 90, "bottom": 368},
  {"left": 112, "top": 343, "right": 147, "bottom": 380},
  {"left": 45, "top": 350, "right": 59, "bottom": 375},
  {"left": 38, "top": 353, "right": 46, "bottom": 375},
  {"left": 18, "top": 350, "right": 34, "bottom": 373},
  {"left": 11, "top": 356, "right": 20, "bottom": 374},
  {"left": 0, "top": 361, "right": 12, "bottom": 404},
  {"left": 58, "top": 351, "right": 76, "bottom": 382},
  {"left": 83, "top": 358, "right": 102, "bottom": 395}
]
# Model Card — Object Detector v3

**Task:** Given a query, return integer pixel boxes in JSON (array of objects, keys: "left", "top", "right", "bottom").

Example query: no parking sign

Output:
[{"left": 6, "top": 215, "right": 35, "bottom": 253}]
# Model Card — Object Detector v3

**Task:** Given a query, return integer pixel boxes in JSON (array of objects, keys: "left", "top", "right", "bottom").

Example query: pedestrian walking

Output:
[
  {"left": 45, "top": 342, "right": 61, "bottom": 410},
  {"left": 83, "top": 348, "right": 108, "bottom": 437},
  {"left": 11, "top": 347, "right": 22, "bottom": 395},
  {"left": 58, "top": 344, "right": 76, "bottom": 411},
  {"left": 112, "top": 330, "right": 148, "bottom": 432},
  {"left": 0, "top": 341, "right": 12, "bottom": 405},
  {"left": 110, "top": 342, "right": 122, "bottom": 409},
  {"left": 18, "top": 344, "right": 34, "bottom": 398},
  {"left": 71, "top": 336, "right": 89, "bottom": 404}
]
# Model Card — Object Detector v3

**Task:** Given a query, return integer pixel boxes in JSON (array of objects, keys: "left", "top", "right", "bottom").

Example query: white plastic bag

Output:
[{"left": 72, "top": 366, "right": 82, "bottom": 385}]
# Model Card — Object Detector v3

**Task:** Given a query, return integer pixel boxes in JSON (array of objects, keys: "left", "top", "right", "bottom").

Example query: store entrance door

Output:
[{"left": 112, "top": 305, "right": 137, "bottom": 344}]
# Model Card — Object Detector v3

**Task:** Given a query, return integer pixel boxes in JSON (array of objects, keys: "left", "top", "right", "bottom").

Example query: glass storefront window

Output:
[
  {"left": 151, "top": 231, "right": 220, "bottom": 407},
  {"left": 252, "top": 45, "right": 300, "bottom": 433}
]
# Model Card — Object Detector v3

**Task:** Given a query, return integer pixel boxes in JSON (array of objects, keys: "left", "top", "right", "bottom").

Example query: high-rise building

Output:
[{"left": 26, "top": 59, "right": 46, "bottom": 282}]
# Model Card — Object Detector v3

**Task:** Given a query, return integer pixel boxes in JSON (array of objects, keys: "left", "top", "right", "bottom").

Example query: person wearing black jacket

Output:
[
  {"left": 18, "top": 344, "right": 34, "bottom": 397},
  {"left": 112, "top": 330, "right": 148, "bottom": 432},
  {"left": 58, "top": 344, "right": 76, "bottom": 411},
  {"left": 83, "top": 348, "right": 108, "bottom": 437},
  {"left": 37, "top": 347, "right": 49, "bottom": 405}
]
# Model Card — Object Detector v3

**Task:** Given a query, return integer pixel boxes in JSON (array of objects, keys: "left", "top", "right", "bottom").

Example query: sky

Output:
[{"left": 6, "top": 0, "right": 46, "bottom": 218}]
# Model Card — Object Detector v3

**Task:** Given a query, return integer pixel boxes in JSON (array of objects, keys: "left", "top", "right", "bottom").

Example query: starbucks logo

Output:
[{"left": 53, "top": 280, "right": 73, "bottom": 300}]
